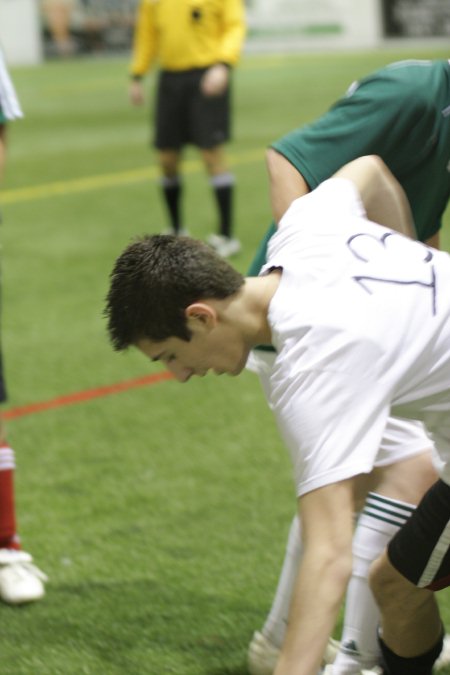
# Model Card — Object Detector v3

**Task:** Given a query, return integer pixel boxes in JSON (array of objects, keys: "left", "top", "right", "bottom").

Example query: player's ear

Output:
[{"left": 185, "top": 302, "right": 217, "bottom": 331}]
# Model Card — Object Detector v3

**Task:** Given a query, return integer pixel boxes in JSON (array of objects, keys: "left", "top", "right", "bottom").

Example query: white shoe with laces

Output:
[
  {"left": 248, "top": 631, "right": 340, "bottom": 675},
  {"left": 207, "top": 233, "right": 241, "bottom": 258},
  {"left": 0, "top": 548, "right": 48, "bottom": 604}
]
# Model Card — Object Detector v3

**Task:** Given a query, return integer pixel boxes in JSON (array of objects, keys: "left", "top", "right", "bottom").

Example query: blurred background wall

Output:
[{"left": 0, "top": 0, "right": 449, "bottom": 65}]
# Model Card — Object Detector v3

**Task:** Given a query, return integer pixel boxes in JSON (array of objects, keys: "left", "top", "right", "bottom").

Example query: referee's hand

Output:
[
  {"left": 129, "top": 80, "right": 145, "bottom": 106},
  {"left": 200, "top": 64, "right": 229, "bottom": 97}
]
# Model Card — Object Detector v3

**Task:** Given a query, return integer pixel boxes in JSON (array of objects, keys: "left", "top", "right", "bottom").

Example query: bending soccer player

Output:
[
  {"left": 105, "top": 153, "right": 450, "bottom": 675},
  {"left": 246, "top": 57, "right": 450, "bottom": 675}
]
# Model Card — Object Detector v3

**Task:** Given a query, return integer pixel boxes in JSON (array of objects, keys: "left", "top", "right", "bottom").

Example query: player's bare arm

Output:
[
  {"left": 335, "top": 155, "right": 417, "bottom": 239},
  {"left": 266, "top": 147, "right": 310, "bottom": 224},
  {"left": 274, "top": 479, "right": 355, "bottom": 675}
]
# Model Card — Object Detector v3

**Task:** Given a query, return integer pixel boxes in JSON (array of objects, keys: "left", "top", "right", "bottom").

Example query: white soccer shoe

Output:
[
  {"left": 248, "top": 630, "right": 340, "bottom": 675},
  {"left": 248, "top": 631, "right": 280, "bottom": 675},
  {"left": 0, "top": 548, "right": 48, "bottom": 604},
  {"left": 207, "top": 234, "right": 241, "bottom": 258}
]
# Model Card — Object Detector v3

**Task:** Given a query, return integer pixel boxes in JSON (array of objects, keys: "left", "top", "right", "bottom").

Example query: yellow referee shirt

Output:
[{"left": 130, "top": 0, "right": 246, "bottom": 76}]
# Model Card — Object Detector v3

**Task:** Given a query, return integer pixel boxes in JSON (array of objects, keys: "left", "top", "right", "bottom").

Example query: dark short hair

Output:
[{"left": 105, "top": 235, "right": 245, "bottom": 350}]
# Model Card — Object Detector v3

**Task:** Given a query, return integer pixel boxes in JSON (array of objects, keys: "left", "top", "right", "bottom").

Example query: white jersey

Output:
[
  {"left": 261, "top": 178, "right": 450, "bottom": 496},
  {"left": 247, "top": 348, "right": 435, "bottom": 472},
  {"left": 0, "top": 46, "right": 23, "bottom": 120}
]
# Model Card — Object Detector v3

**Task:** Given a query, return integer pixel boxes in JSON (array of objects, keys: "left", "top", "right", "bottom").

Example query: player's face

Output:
[{"left": 136, "top": 326, "right": 250, "bottom": 383}]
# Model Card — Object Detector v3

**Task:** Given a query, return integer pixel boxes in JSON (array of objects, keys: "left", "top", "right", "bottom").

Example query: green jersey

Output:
[{"left": 249, "top": 59, "right": 450, "bottom": 277}]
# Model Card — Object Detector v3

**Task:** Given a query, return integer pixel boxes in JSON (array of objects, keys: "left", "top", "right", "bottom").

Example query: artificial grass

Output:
[{"left": 0, "top": 47, "right": 449, "bottom": 673}]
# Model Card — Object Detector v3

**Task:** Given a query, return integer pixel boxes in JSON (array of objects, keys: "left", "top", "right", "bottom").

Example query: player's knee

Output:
[
  {"left": 158, "top": 150, "right": 180, "bottom": 177},
  {"left": 200, "top": 147, "right": 225, "bottom": 175}
]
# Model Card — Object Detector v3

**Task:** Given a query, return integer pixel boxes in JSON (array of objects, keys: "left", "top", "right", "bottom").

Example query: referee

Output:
[{"left": 129, "top": 0, "right": 246, "bottom": 258}]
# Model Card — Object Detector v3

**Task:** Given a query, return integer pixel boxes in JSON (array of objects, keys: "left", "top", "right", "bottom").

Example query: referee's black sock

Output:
[
  {"left": 161, "top": 176, "right": 182, "bottom": 233},
  {"left": 211, "top": 172, "right": 234, "bottom": 238},
  {"left": 378, "top": 629, "right": 444, "bottom": 675}
]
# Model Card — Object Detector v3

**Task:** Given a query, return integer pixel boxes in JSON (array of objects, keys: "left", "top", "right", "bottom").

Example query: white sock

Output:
[
  {"left": 261, "top": 514, "right": 302, "bottom": 648},
  {"left": 332, "top": 492, "right": 415, "bottom": 674}
]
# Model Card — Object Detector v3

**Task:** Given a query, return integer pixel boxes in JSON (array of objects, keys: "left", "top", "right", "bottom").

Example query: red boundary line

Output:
[{"left": 3, "top": 371, "right": 174, "bottom": 420}]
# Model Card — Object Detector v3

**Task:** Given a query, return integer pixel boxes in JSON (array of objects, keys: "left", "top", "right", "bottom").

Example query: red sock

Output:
[{"left": 0, "top": 445, "right": 20, "bottom": 550}]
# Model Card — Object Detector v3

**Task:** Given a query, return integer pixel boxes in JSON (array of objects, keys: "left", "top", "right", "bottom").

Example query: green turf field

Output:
[{"left": 1, "top": 46, "right": 450, "bottom": 674}]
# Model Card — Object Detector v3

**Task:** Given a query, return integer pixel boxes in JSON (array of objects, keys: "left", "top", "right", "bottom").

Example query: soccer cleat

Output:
[
  {"left": 207, "top": 233, "right": 241, "bottom": 258},
  {"left": 248, "top": 631, "right": 280, "bottom": 675},
  {"left": 248, "top": 631, "right": 340, "bottom": 675},
  {"left": 324, "top": 637, "right": 340, "bottom": 664},
  {"left": 435, "top": 633, "right": 450, "bottom": 670},
  {"left": 0, "top": 548, "right": 48, "bottom": 604}
]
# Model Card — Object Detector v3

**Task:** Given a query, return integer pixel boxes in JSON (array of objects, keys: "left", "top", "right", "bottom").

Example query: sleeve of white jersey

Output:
[{"left": 0, "top": 45, "right": 23, "bottom": 120}]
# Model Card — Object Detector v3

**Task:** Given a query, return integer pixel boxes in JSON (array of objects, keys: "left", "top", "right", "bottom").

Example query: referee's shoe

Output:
[{"left": 207, "top": 234, "right": 241, "bottom": 258}]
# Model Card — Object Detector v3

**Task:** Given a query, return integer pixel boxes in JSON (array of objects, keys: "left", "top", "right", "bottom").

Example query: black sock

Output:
[
  {"left": 161, "top": 177, "right": 182, "bottom": 233},
  {"left": 379, "top": 629, "right": 444, "bottom": 675},
  {"left": 214, "top": 184, "right": 232, "bottom": 238},
  {"left": 211, "top": 173, "right": 234, "bottom": 238}
]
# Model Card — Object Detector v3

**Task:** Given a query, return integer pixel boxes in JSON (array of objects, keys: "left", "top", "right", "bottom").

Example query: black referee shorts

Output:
[
  {"left": 388, "top": 479, "right": 450, "bottom": 590},
  {"left": 154, "top": 68, "right": 231, "bottom": 150}
]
